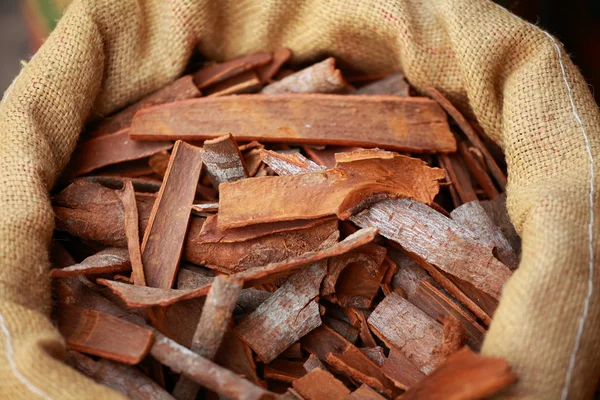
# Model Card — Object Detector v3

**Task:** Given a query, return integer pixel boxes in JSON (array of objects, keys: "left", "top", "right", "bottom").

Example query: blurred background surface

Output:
[{"left": 0, "top": 0, "right": 598, "bottom": 101}]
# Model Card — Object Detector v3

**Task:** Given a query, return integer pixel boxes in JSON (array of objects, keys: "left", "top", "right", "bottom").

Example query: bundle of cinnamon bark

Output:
[{"left": 51, "top": 49, "right": 519, "bottom": 400}]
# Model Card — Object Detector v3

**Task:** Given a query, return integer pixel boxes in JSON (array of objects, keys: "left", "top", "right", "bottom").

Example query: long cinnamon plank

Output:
[
  {"left": 57, "top": 303, "right": 154, "bottom": 364},
  {"left": 67, "top": 129, "right": 172, "bottom": 176},
  {"left": 129, "top": 95, "right": 457, "bottom": 153},
  {"left": 141, "top": 141, "right": 203, "bottom": 288}
]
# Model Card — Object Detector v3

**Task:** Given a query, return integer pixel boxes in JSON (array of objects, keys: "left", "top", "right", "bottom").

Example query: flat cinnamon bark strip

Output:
[
  {"left": 149, "top": 328, "right": 276, "bottom": 400},
  {"left": 351, "top": 199, "right": 512, "bottom": 302},
  {"left": 301, "top": 325, "right": 395, "bottom": 394},
  {"left": 261, "top": 57, "right": 348, "bottom": 94},
  {"left": 260, "top": 149, "right": 325, "bottom": 175},
  {"left": 200, "top": 134, "right": 248, "bottom": 188},
  {"left": 141, "top": 141, "right": 203, "bottom": 288},
  {"left": 50, "top": 248, "right": 130, "bottom": 277},
  {"left": 204, "top": 70, "right": 262, "bottom": 97},
  {"left": 197, "top": 214, "right": 336, "bottom": 244},
  {"left": 98, "top": 228, "right": 377, "bottom": 307},
  {"left": 292, "top": 368, "right": 351, "bottom": 400},
  {"left": 129, "top": 95, "right": 457, "bottom": 153},
  {"left": 421, "top": 86, "right": 506, "bottom": 189},
  {"left": 380, "top": 347, "right": 426, "bottom": 390},
  {"left": 458, "top": 141, "right": 499, "bottom": 199},
  {"left": 368, "top": 292, "right": 444, "bottom": 374},
  {"left": 451, "top": 201, "right": 518, "bottom": 270},
  {"left": 355, "top": 72, "right": 410, "bottom": 97},
  {"left": 399, "top": 348, "right": 516, "bottom": 400},
  {"left": 117, "top": 182, "right": 145, "bottom": 285},
  {"left": 439, "top": 153, "right": 478, "bottom": 205},
  {"left": 67, "top": 129, "right": 172, "bottom": 176},
  {"left": 192, "top": 51, "right": 272, "bottom": 89},
  {"left": 173, "top": 276, "right": 243, "bottom": 400},
  {"left": 218, "top": 154, "right": 444, "bottom": 229},
  {"left": 257, "top": 48, "right": 292, "bottom": 83},
  {"left": 68, "top": 352, "right": 174, "bottom": 400},
  {"left": 90, "top": 75, "right": 201, "bottom": 137},
  {"left": 235, "top": 262, "right": 327, "bottom": 363},
  {"left": 57, "top": 303, "right": 154, "bottom": 364}
]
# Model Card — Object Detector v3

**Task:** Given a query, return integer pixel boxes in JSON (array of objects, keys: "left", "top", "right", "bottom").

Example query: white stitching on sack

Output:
[
  {"left": 0, "top": 312, "right": 53, "bottom": 399},
  {"left": 543, "top": 32, "right": 596, "bottom": 400}
]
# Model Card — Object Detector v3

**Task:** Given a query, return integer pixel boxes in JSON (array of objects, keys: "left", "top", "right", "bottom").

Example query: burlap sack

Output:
[{"left": 1, "top": 0, "right": 598, "bottom": 398}]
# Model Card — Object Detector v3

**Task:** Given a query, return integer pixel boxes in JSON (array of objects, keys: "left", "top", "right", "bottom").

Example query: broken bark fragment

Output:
[
  {"left": 359, "top": 347, "right": 386, "bottom": 367},
  {"left": 148, "top": 150, "right": 171, "bottom": 178},
  {"left": 355, "top": 72, "right": 410, "bottom": 97},
  {"left": 90, "top": 75, "right": 201, "bottom": 137},
  {"left": 323, "top": 315, "right": 360, "bottom": 344},
  {"left": 68, "top": 352, "right": 174, "bottom": 400},
  {"left": 142, "top": 141, "right": 203, "bottom": 288},
  {"left": 57, "top": 303, "right": 154, "bottom": 364},
  {"left": 236, "top": 262, "right": 327, "bottom": 363},
  {"left": 480, "top": 193, "right": 521, "bottom": 256},
  {"left": 192, "top": 51, "right": 272, "bottom": 89},
  {"left": 260, "top": 149, "right": 325, "bottom": 175},
  {"left": 303, "top": 354, "right": 327, "bottom": 372},
  {"left": 292, "top": 368, "right": 351, "bottom": 400},
  {"left": 303, "top": 146, "right": 364, "bottom": 168},
  {"left": 368, "top": 292, "right": 444, "bottom": 374},
  {"left": 49, "top": 248, "right": 130, "bottom": 277},
  {"left": 191, "top": 203, "right": 219, "bottom": 214},
  {"left": 214, "top": 328, "right": 263, "bottom": 385},
  {"left": 218, "top": 154, "right": 444, "bottom": 229},
  {"left": 173, "top": 276, "right": 243, "bottom": 400},
  {"left": 439, "top": 153, "right": 478, "bottom": 205},
  {"left": 67, "top": 129, "right": 172, "bottom": 176},
  {"left": 264, "top": 360, "right": 307, "bottom": 383},
  {"left": 261, "top": 57, "right": 348, "bottom": 94},
  {"left": 117, "top": 182, "right": 145, "bottom": 285},
  {"left": 351, "top": 199, "right": 512, "bottom": 303},
  {"left": 204, "top": 70, "right": 262, "bottom": 97},
  {"left": 451, "top": 201, "right": 518, "bottom": 270},
  {"left": 458, "top": 141, "right": 499, "bottom": 200},
  {"left": 129, "top": 95, "right": 457, "bottom": 153},
  {"left": 344, "top": 384, "right": 387, "bottom": 400},
  {"left": 257, "top": 48, "right": 292, "bottom": 83},
  {"left": 399, "top": 347, "right": 516, "bottom": 400},
  {"left": 380, "top": 347, "right": 425, "bottom": 390},
  {"left": 200, "top": 134, "right": 248, "bottom": 188},
  {"left": 421, "top": 86, "right": 506, "bottom": 190}
]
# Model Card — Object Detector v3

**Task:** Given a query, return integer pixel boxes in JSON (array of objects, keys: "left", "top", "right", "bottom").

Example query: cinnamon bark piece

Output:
[
  {"left": 173, "top": 276, "right": 243, "bottom": 400},
  {"left": 141, "top": 141, "right": 203, "bottom": 288},
  {"left": 390, "top": 249, "right": 431, "bottom": 298},
  {"left": 301, "top": 325, "right": 395, "bottom": 395},
  {"left": 441, "top": 317, "right": 467, "bottom": 357},
  {"left": 68, "top": 352, "right": 174, "bottom": 400},
  {"left": 458, "top": 141, "right": 499, "bottom": 200},
  {"left": 50, "top": 248, "right": 130, "bottom": 277},
  {"left": 344, "top": 384, "right": 387, "bottom": 400},
  {"left": 67, "top": 129, "right": 172, "bottom": 176},
  {"left": 148, "top": 297, "right": 205, "bottom": 348},
  {"left": 264, "top": 360, "right": 307, "bottom": 382},
  {"left": 399, "top": 348, "right": 516, "bottom": 400},
  {"left": 292, "top": 368, "right": 351, "bottom": 400},
  {"left": 200, "top": 134, "right": 248, "bottom": 188},
  {"left": 93, "top": 158, "right": 155, "bottom": 177},
  {"left": 148, "top": 150, "right": 171, "bottom": 178},
  {"left": 257, "top": 48, "right": 292, "bottom": 83},
  {"left": 204, "top": 70, "right": 262, "bottom": 97},
  {"left": 149, "top": 328, "right": 276, "bottom": 400},
  {"left": 303, "top": 146, "right": 364, "bottom": 168},
  {"left": 129, "top": 95, "right": 457, "bottom": 153},
  {"left": 439, "top": 153, "right": 478, "bottom": 205},
  {"left": 421, "top": 86, "right": 506, "bottom": 190},
  {"left": 243, "top": 148, "right": 263, "bottom": 177},
  {"left": 323, "top": 315, "right": 360, "bottom": 344},
  {"left": 215, "top": 328, "right": 263, "bottom": 385},
  {"left": 192, "top": 51, "right": 272, "bottom": 89},
  {"left": 451, "top": 201, "right": 518, "bottom": 270},
  {"left": 235, "top": 262, "right": 327, "bottom": 363},
  {"left": 480, "top": 193, "right": 521, "bottom": 256},
  {"left": 351, "top": 199, "right": 512, "bottom": 302},
  {"left": 90, "top": 75, "right": 201, "bottom": 137},
  {"left": 191, "top": 202, "right": 219, "bottom": 214},
  {"left": 359, "top": 347, "right": 386, "bottom": 367},
  {"left": 57, "top": 303, "right": 154, "bottom": 364},
  {"left": 197, "top": 214, "right": 336, "bottom": 244},
  {"left": 261, "top": 57, "right": 348, "bottom": 94},
  {"left": 84, "top": 175, "right": 164, "bottom": 193},
  {"left": 409, "top": 281, "right": 486, "bottom": 350},
  {"left": 368, "top": 292, "right": 444, "bottom": 374},
  {"left": 279, "top": 343, "right": 303, "bottom": 360},
  {"left": 260, "top": 149, "right": 325, "bottom": 175},
  {"left": 355, "top": 72, "right": 410, "bottom": 97},
  {"left": 303, "top": 354, "right": 327, "bottom": 372},
  {"left": 380, "top": 347, "right": 426, "bottom": 390},
  {"left": 98, "top": 228, "right": 377, "bottom": 307},
  {"left": 117, "top": 182, "right": 145, "bottom": 285},
  {"left": 218, "top": 154, "right": 444, "bottom": 229}
]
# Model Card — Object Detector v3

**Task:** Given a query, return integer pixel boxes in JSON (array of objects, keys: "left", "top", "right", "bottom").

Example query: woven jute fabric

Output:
[{"left": 0, "top": 0, "right": 598, "bottom": 398}]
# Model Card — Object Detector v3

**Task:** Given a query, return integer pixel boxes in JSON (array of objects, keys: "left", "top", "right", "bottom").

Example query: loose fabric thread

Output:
[{"left": 543, "top": 32, "right": 596, "bottom": 400}]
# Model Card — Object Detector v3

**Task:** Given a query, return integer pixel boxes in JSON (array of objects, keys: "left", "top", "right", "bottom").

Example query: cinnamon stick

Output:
[
  {"left": 117, "top": 181, "right": 145, "bottom": 285},
  {"left": 200, "top": 133, "right": 249, "bottom": 188}
]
